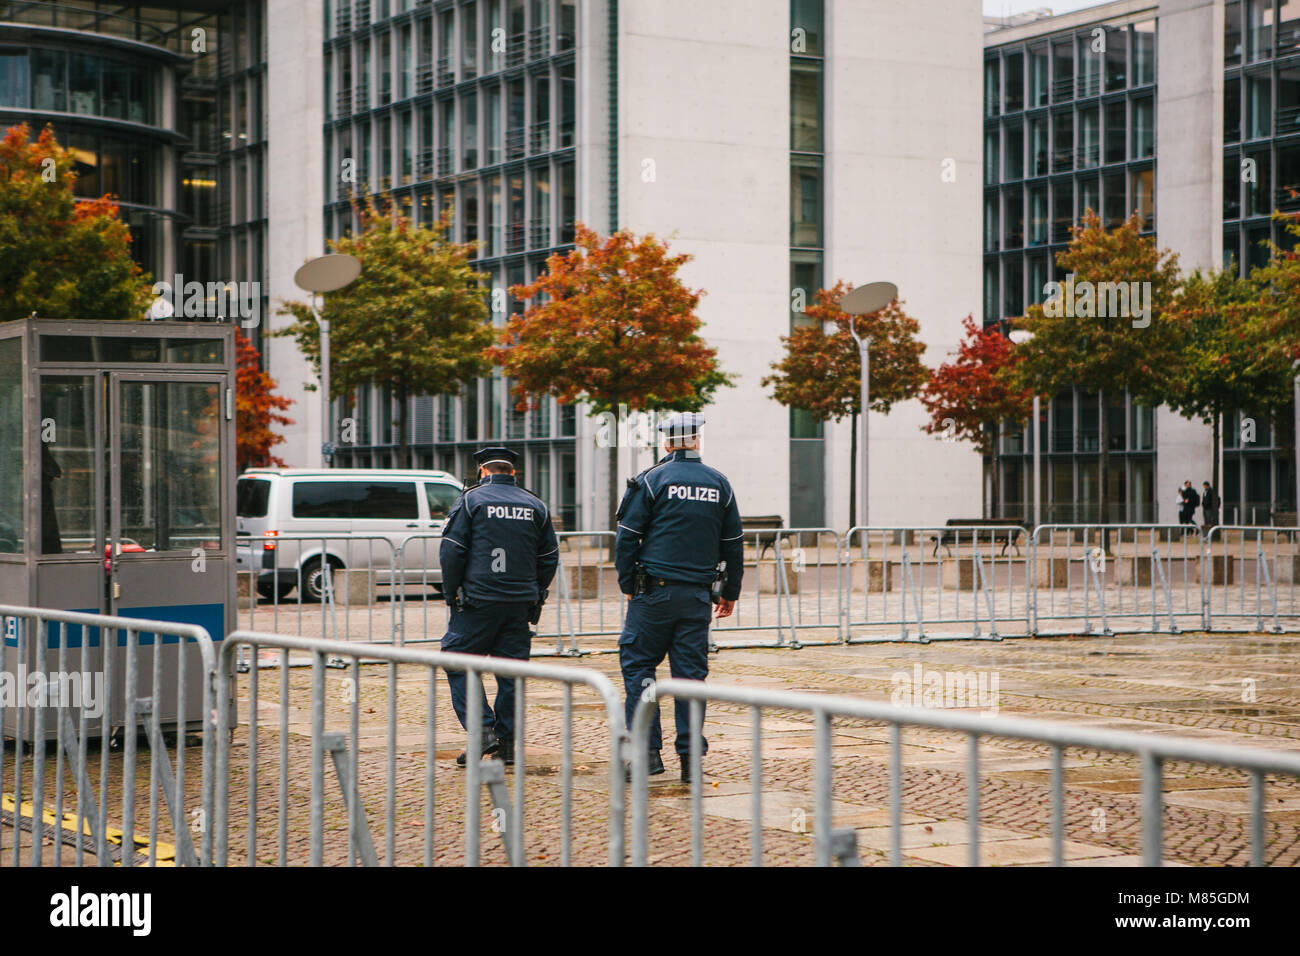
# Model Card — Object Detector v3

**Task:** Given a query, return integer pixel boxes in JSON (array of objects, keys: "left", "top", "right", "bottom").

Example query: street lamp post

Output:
[
  {"left": 1293, "top": 361, "right": 1300, "bottom": 522},
  {"left": 837, "top": 281, "right": 898, "bottom": 528},
  {"left": 294, "top": 254, "right": 362, "bottom": 464},
  {"left": 1008, "top": 329, "right": 1040, "bottom": 529}
]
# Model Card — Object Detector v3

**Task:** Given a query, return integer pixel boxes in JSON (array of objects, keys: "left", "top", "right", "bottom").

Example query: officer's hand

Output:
[{"left": 715, "top": 598, "right": 735, "bottom": 619}]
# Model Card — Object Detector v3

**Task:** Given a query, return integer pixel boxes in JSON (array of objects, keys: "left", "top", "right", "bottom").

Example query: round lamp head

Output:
[
  {"left": 1008, "top": 329, "right": 1034, "bottom": 345},
  {"left": 294, "top": 254, "right": 362, "bottom": 293},
  {"left": 840, "top": 281, "right": 898, "bottom": 316}
]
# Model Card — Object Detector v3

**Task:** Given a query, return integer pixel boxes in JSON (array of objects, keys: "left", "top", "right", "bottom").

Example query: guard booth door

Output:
[{"left": 107, "top": 372, "right": 230, "bottom": 648}]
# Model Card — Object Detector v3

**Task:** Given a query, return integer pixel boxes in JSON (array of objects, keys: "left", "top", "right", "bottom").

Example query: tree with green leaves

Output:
[
  {"left": 488, "top": 224, "right": 730, "bottom": 531},
  {"left": 762, "top": 282, "right": 927, "bottom": 524},
  {"left": 1160, "top": 266, "right": 1288, "bottom": 491},
  {"left": 279, "top": 196, "right": 492, "bottom": 468},
  {"left": 0, "top": 123, "right": 152, "bottom": 321},
  {"left": 1011, "top": 210, "right": 1183, "bottom": 525}
]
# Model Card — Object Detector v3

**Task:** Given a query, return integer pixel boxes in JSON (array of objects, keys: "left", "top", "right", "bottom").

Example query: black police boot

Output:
[
  {"left": 497, "top": 738, "right": 515, "bottom": 766},
  {"left": 456, "top": 734, "right": 500, "bottom": 767},
  {"left": 624, "top": 749, "right": 666, "bottom": 782},
  {"left": 680, "top": 756, "right": 699, "bottom": 784}
]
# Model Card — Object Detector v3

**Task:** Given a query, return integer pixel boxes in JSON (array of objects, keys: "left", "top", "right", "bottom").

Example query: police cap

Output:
[
  {"left": 658, "top": 411, "right": 706, "bottom": 444},
  {"left": 473, "top": 446, "right": 519, "bottom": 468}
]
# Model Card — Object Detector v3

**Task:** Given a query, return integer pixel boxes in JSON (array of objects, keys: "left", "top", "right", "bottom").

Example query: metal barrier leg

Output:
[
  {"left": 479, "top": 759, "right": 521, "bottom": 866},
  {"left": 322, "top": 732, "right": 379, "bottom": 867},
  {"left": 554, "top": 558, "right": 581, "bottom": 657},
  {"left": 1152, "top": 544, "right": 1180, "bottom": 634},
  {"left": 901, "top": 554, "right": 927, "bottom": 644},
  {"left": 774, "top": 536, "right": 800, "bottom": 649},
  {"left": 1141, "top": 750, "right": 1163, "bottom": 867},
  {"left": 974, "top": 550, "right": 1000, "bottom": 641},
  {"left": 137, "top": 698, "right": 199, "bottom": 867},
  {"left": 1258, "top": 543, "right": 1284, "bottom": 634}
]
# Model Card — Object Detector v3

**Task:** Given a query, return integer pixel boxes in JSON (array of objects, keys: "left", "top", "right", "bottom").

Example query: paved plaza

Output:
[{"left": 209, "top": 621, "right": 1300, "bottom": 867}]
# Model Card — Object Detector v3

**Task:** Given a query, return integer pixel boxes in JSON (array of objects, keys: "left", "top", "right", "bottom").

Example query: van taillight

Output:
[{"left": 263, "top": 530, "right": 277, "bottom": 551}]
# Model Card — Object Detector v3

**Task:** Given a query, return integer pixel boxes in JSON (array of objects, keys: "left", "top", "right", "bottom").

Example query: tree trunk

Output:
[
  {"left": 1099, "top": 389, "right": 1111, "bottom": 552},
  {"left": 397, "top": 388, "right": 410, "bottom": 469},
  {"left": 848, "top": 411, "right": 858, "bottom": 528},
  {"left": 1212, "top": 407, "right": 1220, "bottom": 492},
  {"left": 607, "top": 439, "right": 619, "bottom": 533},
  {"left": 991, "top": 427, "right": 1001, "bottom": 520}
]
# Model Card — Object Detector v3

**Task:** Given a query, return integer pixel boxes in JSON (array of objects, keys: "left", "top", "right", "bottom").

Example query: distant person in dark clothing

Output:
[
  {"left": 1201, "top": 482, "right": 1220, "bottom": 529},
  {"left": 41, "top": 443, "right": 62, "bottom": 554},
  {"left": 1178, "top": 480, "right": 1200, "bottom": 528}
]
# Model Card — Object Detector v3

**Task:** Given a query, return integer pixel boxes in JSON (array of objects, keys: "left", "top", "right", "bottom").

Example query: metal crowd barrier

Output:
[
  {"left": 237, "top": 525, "right": 1300, "bottom": 659},
  {"left": 842, "top": 525, "right": 1030, "bottom": 643},
  {"left": 214, "top": 630, "right": 626, "bottom": 866},
  {"left": 629, "top": 678, "right": 1300, "bottom": 867},
  {"left": 1202, "top": 525, "right": 1300, "bottom": 633},
  {"left": 396, "top": 530, "right": 596, "bottom": 657},
  {"left": 1029, "top": 524, "right": 1204, "bottom": 636},
  {"left": 238, "top": 533, "right": 403, "bottom": 646},
  {"left": 708, "top": 528, "right": 840, "bottom": 649},
  {"left": 0, "top": 605, "right": 216, "bottom": 867}
]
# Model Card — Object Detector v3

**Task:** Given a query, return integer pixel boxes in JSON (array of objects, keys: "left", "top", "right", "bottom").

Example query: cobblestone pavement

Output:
[
  {"left": 6, "top": 626, "right": 1300, "bottom": 867},
  {"left": 208, "top": 626, "right": 1300, "bottom": 867}
]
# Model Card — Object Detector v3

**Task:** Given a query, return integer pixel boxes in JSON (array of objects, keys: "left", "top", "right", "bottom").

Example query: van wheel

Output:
[
  {"left": 302, "top": 557, "right": 344, "bottom": 603},
  {"left": 257, "top": 582, "right": 295, "bottom": 602}
]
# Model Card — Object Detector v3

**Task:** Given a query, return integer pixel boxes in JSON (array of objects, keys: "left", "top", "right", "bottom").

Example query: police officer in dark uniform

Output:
[
  {"left": 439, "top": 446, "right": 559, "bottom": 766},
  {"left": 616, "top": 412, "right": 743, "bottom": 782}
]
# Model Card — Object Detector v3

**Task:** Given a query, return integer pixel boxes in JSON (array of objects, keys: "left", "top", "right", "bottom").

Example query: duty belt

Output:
[{"left": 636, "top": 575, "right": 704, "bottom": 593}]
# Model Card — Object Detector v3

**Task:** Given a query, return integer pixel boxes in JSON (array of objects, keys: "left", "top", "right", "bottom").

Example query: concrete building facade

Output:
[{"left": 288, "top": 0, "right": 985, "bottom": 531}]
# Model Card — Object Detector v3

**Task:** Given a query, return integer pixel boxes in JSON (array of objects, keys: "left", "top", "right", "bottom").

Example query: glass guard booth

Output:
[{"left": 0, "top": 319, "right": 235, "bottom": 735}]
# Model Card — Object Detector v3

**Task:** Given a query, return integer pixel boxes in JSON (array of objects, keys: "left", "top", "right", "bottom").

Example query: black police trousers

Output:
[
  {"left": 441, "top": 601, "right": 532, "bottom": 741},
  {"left": 618, "top": 581, "right": 712, "bottom": 757}
]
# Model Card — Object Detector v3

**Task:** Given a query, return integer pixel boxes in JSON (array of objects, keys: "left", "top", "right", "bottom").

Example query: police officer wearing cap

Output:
[
  {"left": 439, "top": 446, "right": 559, "bottom": 766},
  {"left": 615, "top": 412, "right": 743, "bottom": 782}
]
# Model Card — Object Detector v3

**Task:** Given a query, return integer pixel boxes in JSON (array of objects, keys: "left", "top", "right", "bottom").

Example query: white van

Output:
[{"left": 235, "top": 468, "right": 463, "bottom": 602}]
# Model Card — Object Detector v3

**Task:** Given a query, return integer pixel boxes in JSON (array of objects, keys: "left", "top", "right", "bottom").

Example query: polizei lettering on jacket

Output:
[
  {"left": 487, "top": 505, "right": 534, "bottom": 520},
  {"left": 666, "top": 485, "right": 720, "bottom": 502}
]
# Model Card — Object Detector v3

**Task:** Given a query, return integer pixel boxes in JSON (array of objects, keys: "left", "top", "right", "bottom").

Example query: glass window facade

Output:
[
  {"left": 788, "top": 0, "right": 825, "bottom": 526},
  {"left": 1222, "top": 0, "right": 1300, "bottom": 512},
  {"left": 325, "top": 0, "right": 577, "bottom": 524},
  {"left": 984, "top": 18, "right": 1158, "bottom": 520}
]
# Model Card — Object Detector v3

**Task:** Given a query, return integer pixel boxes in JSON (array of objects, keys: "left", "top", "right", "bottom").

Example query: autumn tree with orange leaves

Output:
[
  {"left": 918, "top": 316, "right": 1032, "bottom": 517},
  {"left": 762, "top": 282, "right": 927, "bottom": 525},
  {"left": 236, "top": 329, "right": 294, "bottom": 471},
  {"left": 489, "top": 224, "right": 731, "bottom": 530},
  {"left": 0, "top": 123, "right": 152, "bottom": 321}
]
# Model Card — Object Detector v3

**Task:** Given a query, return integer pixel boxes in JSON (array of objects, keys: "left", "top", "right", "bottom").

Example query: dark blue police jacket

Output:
[
  {"left": 439, "top": 474, "right": 559, "bottom": 605},
  {"left": 615, "top": 449, "right": 744, "bottom": 599}
]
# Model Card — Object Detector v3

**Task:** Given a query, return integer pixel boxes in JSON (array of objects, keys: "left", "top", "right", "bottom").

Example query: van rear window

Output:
[
  {"left": 236, "top": 478, "right": 271, "bottom": 518},
  {"left": 292, "top": 481, "right": 418, "bottom": 519}
]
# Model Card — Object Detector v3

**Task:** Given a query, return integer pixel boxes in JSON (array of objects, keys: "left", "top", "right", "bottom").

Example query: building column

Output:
[{"left": 1155, "top": 0, "right": 1224, "bottom": 520}]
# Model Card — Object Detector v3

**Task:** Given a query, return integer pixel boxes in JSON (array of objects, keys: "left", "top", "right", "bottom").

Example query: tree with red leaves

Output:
[
  {"left": 0, "top": 123, "right": 152, "bottom": 321},
  {"left": 489, "top": 224, "right": 730, "bottom": 530},
  {"left": 762, "top": 281, "right": 927, "bottom": 524},
  {"left": 236, "top": 329, "right": 294, "bottom": 471},
  {"left": 918, "top": 316, "right": 1033, "bottom": 517}
]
